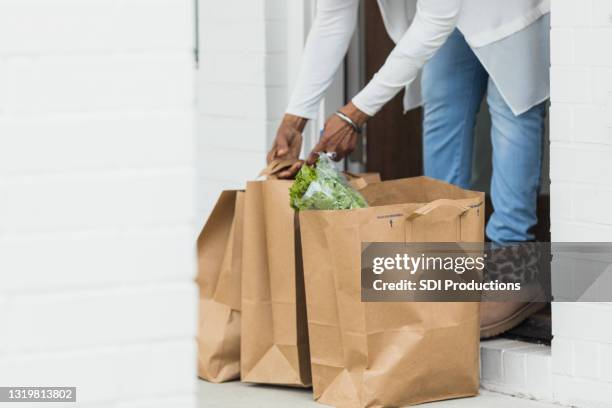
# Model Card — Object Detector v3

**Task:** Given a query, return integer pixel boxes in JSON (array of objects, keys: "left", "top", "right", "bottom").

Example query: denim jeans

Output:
[{"left": 422, "top": 30, "right": 546, "bottom": 244}]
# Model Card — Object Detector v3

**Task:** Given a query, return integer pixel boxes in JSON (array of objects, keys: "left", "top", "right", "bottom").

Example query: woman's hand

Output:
[
  {"left": 267, "top": 114, "right": 308, "bottom": 178},
  {"left": 306, "top": 102, "right": 369, "bottom": 165}
]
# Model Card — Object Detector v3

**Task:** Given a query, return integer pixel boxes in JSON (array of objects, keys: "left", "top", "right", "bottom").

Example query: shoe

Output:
[
  {"left": 480, "top": 301, "right": 546, "bottom": 339},
  {"left": 480, "top": 242, "right": 548, "bottom": 339}
]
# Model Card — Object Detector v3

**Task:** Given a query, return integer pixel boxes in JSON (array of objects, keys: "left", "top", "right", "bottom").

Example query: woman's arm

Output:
[
  {"left": 286, "top": 0, "right": 360, "bottom": 119},
  {"left": 352, "top": 0, "right": 462, "bottom": 116},
  {"left": 306, "top": 0, "right": 463, "bottom": 164},
  {"left": 267, "top": 0, "right": 359, "bottom": 176}
]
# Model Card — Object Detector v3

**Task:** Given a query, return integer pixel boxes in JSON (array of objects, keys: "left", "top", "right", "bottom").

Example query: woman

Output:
[{"left": 268, "top": 0, "right": 550, "bottom": 337}]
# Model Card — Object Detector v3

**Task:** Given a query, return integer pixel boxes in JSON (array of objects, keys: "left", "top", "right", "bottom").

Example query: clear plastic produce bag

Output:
[{"left": 289, "top": 153, "right": 368, "bottom": 211}]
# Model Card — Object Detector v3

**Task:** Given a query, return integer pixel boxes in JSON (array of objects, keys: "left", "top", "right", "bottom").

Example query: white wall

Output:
[
  {"left": 196, "top": 0, "right": 288, "bottom": 227},
  {"left": 550, "top": 0, "right": 612, "bottom": 406},
  {"left": 196, "top": 0, "right": 345, "bottom": 226},
  {"left": 0, "top": 1, "right": 198, "bottom": 407}
]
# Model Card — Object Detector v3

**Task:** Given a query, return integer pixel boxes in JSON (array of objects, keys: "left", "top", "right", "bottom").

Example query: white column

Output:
[
  {"left": 550, "top": 0, "right": 612, "bottom": 406},
  {"left": 0, "top": 1, "right": 197, "bottom": 406}
]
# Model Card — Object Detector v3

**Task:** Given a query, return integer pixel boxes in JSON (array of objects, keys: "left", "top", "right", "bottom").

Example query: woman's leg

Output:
[
  {"left": 422, "top": 29, "right": 488, "bottom": 189},
  {"left": 486, "top": 80, "right": 546, "bottom": 243}
]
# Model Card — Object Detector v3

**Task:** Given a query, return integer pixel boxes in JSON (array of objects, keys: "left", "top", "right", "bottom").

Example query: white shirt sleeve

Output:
[
  {"left": 285, "top": 0, "right": 359, "bottom": 119},
  {"left": 286, "top": 0, "right": 462, "bottom": 120},
  {"left": 352, "top": 0, "right": 462, "bottom": 116}
]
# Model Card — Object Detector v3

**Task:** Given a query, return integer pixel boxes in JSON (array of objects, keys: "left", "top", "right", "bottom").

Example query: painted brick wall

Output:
[
  {"left": 0, "top": 1, "right": 198, "bottom": 407},
  {"left": 196, "top": 0, "right": 287, "bottom": 228},
  {"left": 550, "top": 0, "right": 612, "bottom": 406}
]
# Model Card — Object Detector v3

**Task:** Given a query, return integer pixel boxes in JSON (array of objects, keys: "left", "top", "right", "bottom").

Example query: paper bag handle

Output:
[
  {"left": 343, "top": 171, "right": 362, "bottom": 180},
  {"left": 258, "top": 158, "right": 300, "bottom": 178},
  {"left": 407, "top": 199, "right": 470, "bottom": 220}
]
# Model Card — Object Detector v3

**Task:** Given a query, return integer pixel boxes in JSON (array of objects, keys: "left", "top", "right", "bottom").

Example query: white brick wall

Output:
[
  {"left": 480, "top": 340, "right": 554, "bottom": 401},
  {"left": 0, "top": 1, "right": 197, "bottom": 407},
  {"left": 195, "top": 0, "right": 340, "bottom": 226},
  {"left": 551, "top": 0, "right": 612, "bottom": 406},
  {"left": 196, "top": 0, "right": 288, "bottom": 226}
]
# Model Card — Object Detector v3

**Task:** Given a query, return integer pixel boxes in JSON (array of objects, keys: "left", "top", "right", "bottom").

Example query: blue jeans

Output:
[{"left": 422, "top": 30, "right": 546, "bottom": 243}]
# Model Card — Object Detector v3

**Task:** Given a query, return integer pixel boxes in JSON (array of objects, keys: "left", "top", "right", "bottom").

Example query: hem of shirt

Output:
[
  {"left": 465, "top": 3, "right": 550, "bottom": 48},
  {"left": 284, "top": 108, "right": 317, "bottom": 121},
  {"left": 401, "top": 95, "right": 550, "bottom": 117},
  {"left": 351, "top": 96, "right": 378, "bottom": 118},
  {"left": 473, "top": 44, "right": 549, "bottom": 116},
  {"left": 509, "top": 94, "right": 550, "bottom": 116},
  {"left": 402, "top": 99, "right": 423, "bottom": 114},
  {"left": 482, "top": 57, "right": 550, "bottom": 116}
]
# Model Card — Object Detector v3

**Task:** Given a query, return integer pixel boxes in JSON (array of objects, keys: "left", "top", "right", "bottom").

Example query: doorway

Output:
[{"left": 358, "top": 2, "right": 552, "bottom": 344}]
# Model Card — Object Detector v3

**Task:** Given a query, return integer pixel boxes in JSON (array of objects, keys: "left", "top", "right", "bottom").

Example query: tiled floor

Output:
[{"left": 197, "top": 380, "right": 564, "bottom": 408}]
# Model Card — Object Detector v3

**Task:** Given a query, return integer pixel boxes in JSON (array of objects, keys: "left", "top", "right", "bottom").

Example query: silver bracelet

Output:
[{"left": 334, "top": 111, "right": 362, "bottom": 134}]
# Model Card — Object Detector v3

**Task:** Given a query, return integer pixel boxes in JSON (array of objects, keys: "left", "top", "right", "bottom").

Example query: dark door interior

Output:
[{"left": 363, "top": 1, "right": 423, "bottom": 181}]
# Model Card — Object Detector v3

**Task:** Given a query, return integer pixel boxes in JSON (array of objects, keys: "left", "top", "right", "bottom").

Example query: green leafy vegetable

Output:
[
  {"left": 289, "top": 154, "right": 368, "bottom": 211},
  {"left": 289, "top": 163, "right": 317, "bottom": 207}
]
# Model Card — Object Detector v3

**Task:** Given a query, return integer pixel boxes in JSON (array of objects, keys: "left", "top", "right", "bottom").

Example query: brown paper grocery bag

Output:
[
  {"left": 197, "top": 190, "right": 244, "bottom": 382},
  {"left": 344, "top": 171, "right": 381, "bottom": 190},
  {"left": 299, "top": 176, "right": 484, "bottom": 407},
  {"left": 241, "top": 161, "right": 379, "bottom": 387},
  {"left": 241, "top": 177, "right": 311, "bottom": 386}
]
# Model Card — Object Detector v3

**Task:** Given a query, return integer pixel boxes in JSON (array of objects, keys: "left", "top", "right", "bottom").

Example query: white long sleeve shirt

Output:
[{"left": 286, "top": 0, "right": 550, "bottom": 119}]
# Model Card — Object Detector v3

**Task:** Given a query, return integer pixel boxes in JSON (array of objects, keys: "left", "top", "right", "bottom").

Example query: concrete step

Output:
[{"left": 480, "top": 339, "right": 553, "bottom": 402}]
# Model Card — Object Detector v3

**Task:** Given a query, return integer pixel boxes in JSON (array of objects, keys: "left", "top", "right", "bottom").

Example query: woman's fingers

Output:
[
  {"left": 277, "top": 161, "right": 303, "bottom": 179},
  {"left": 339, "top": 132, "right": 357, "bottom": 160},
  {"left": 334, "top": 133, "right": 352, "bottom": 161},
  {"left": 274, "top": 135, "right": 290, "bottom": 157},
  {"left": 266, "top": 140, "right": 278, "bottom": 163},
  {"left": 267, "top": 114, "right": 307, "bottom": 164},
  {"left": 306, "top": 142, "right": 325, "bottom": 166},
  {"left": 306, "top": 137, "right": 327, "bottom": 165},
  {"left": 307, "top": 112, "right": 362, "bottom": 165},
  {"left": 338, "top": 132, "right": 351, "bottom": 152},
  {"left": 311, "top": 131, "right": 352, "bottom": 163}
]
